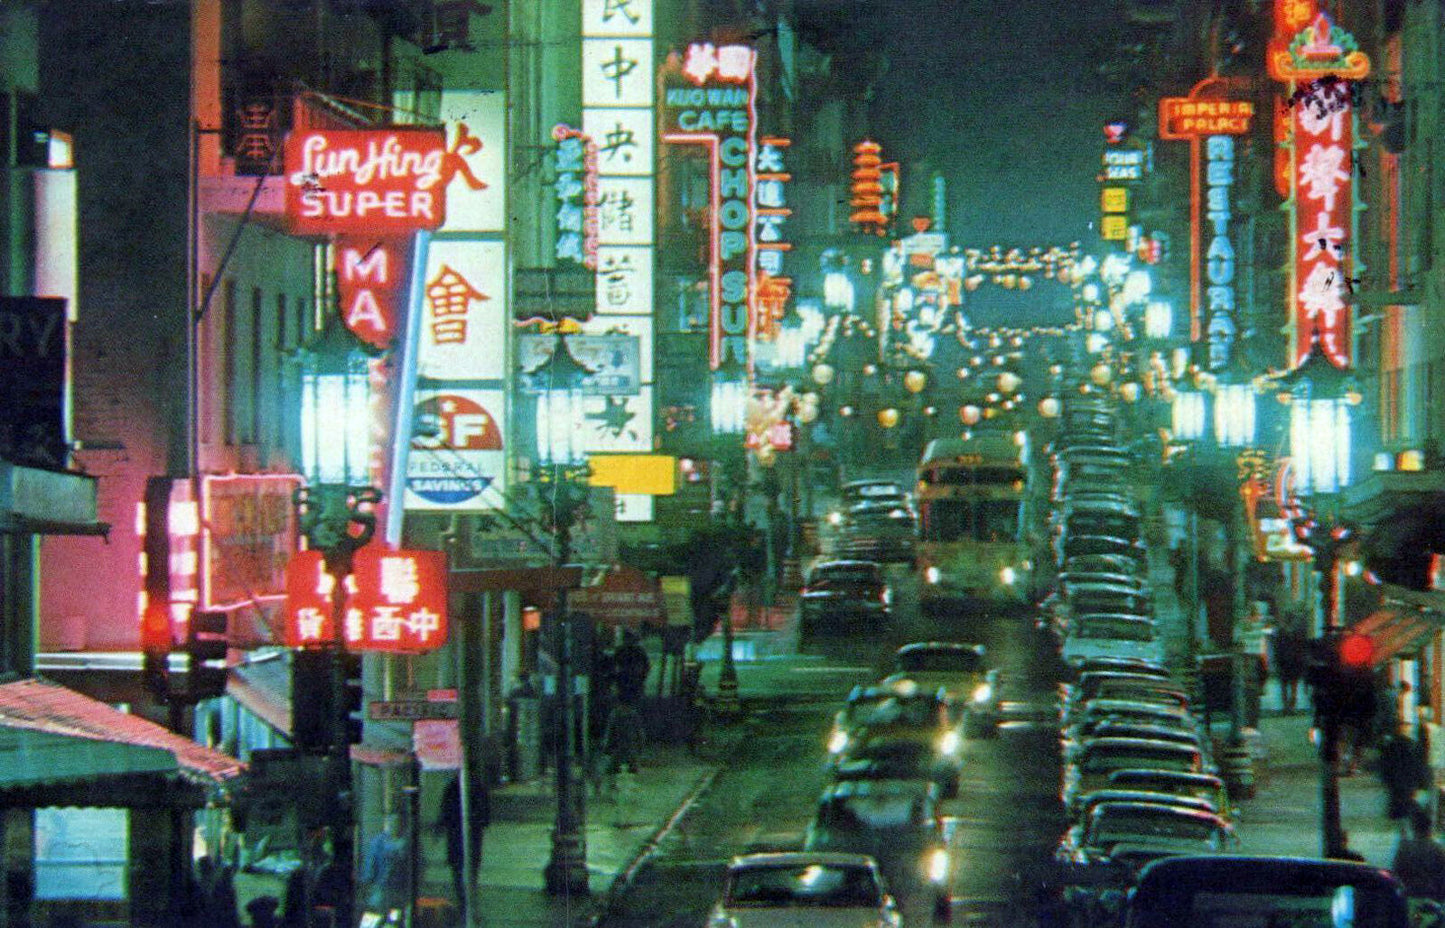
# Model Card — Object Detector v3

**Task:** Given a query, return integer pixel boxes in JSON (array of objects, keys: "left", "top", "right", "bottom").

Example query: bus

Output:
[{"left": 916, "top": 431, "right": 1035, "bottom": 607}]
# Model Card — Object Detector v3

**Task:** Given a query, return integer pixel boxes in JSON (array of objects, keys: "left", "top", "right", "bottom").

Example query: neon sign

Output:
[
  {"left": 552, "top": 125, "right": 600, "bottom": 270},
  {"left": 662, "top": 42, "right": 757, "bottom": 369},
  {"left": 1204, "top": 136, "right": 1236, "bottom": 369},
  {"left": 285, "top": 129, "right": 448, "bottom": 235}
]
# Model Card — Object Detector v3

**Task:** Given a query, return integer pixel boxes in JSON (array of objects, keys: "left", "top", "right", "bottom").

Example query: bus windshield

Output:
[{"left": 920, "top": 498, "right": 1020, "bottom": 543}]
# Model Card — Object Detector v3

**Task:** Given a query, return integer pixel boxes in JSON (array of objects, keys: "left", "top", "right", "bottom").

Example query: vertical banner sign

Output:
[
  {"left": 335, "top": 236, "right": 412, "bottom": 350},
  {"left": 1158, "top": 91, "right": 1255, "bottom": 343},
  {"left": 1268, "top": 8, "right": 1369, "bottom": 368},
  {"left": 552, "top": 125, "right": 599, "bottom": 270},
  {"left": 754, "top": 137, "right": 792, "bottom": 342},
  {"left": 662, "top": 42, "right": 758, "bottom": 369}
]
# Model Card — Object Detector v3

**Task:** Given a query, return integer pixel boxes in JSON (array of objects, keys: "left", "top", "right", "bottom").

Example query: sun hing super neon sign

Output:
[{"left": 662, "top": 42, "right": 757, "bottom": 369}]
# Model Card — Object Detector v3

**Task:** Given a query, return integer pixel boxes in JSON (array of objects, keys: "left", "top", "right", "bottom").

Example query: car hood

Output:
[{"left": 725, "top": 907, "right": 892, "bottom": 928}]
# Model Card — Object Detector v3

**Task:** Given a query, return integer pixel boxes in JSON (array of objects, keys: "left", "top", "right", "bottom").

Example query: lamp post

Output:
[
  {"left": 525, "top": 334, "right": 593, "bottom": 896},
  {"left": 710, "top": 359, "right": 747, "bottom": 716},
  {"left": 292, "top": 311, "right": 383, "bottom": 928},
  {"left": 1277, "top": 337, "right": 1361, "bottom": 859}
]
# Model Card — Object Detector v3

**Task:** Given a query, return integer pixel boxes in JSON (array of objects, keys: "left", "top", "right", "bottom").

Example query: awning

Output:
[
  {"left": 1349, "top": 584, "right": 1445, "bottom": 665},
  {"left": 0, "top": 463, "right": 108, "bottom": 536},
  {"left": 0, "top": 678, "right": 243, "bottom": 806}
]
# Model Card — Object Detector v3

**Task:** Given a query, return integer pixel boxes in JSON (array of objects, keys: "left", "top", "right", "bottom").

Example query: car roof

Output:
[
  {"left": 1083, "top": 723, "right": 1200, "bottom": 742},
  {"left": 897, "top": 641, "right": 986, "bottom": 656},
  {"left": 1088, "top": 800, "right": 1225, "bottom": 823},
  {"left": 729, "top": 851, "right": 879, "bottom": 870},
  {"left": 1078, "top": 699, "right": 1192, "bottom": 718},
  {"left": 819, "top": 778, "right": 936, "bottom": 801},
  {"left": 1072, "top": 658, "right": 1169, "bottom": 676},
  {"left": 1077, "top": 737, "right": 1202, "bottom": 755},
  {"left": 1079, "top": 790, "right": 1217, "bottom": 814},
  {"left": 812, "top": 559, "right": 884, "bottom": 572},
  {"left": 1132, "top": 855, "right": 1408, "bottom": 894},
  {"left": 1108, "top": 769, "right": 1222, "bottom": 787}
]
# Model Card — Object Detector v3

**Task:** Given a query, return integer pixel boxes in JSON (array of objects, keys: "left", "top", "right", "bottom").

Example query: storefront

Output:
[{"left": 0, "top": 678, "right": 242, "bottom": 928}]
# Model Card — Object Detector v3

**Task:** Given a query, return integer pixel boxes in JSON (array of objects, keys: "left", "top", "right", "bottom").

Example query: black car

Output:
[{"left": 799, "top": 560, "right": 891, "bottom": 636}]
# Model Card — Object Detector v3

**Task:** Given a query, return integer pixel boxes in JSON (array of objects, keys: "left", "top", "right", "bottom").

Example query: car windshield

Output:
[
  {"left": 727, "top": 863, "right": 882, "bottom": 908},
  {"left": 1083, "top": 749, "right": 1200, "bottom": 774},
  {"left": 1090, "top": 809, "right": 1220, "bottom": 845},
  {"left": 898, "top": 649, "right": 983, "bottom": 673},
  {"left": 1075, "top": 621, "right": 1156, "bottom": 642},
  {"left": 809, "top": 568, "right": 881, "bottom": 587},
  {"left": 844, "top": 695, "right": 941, "bottom": 728},
  {"left": 1175, "top": 887, "right": 1400, "bottom": 928}
]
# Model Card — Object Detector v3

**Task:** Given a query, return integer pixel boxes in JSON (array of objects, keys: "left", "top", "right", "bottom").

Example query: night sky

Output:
[{"left": 797, "top": 0, "right": 1133, "bottom": 245}]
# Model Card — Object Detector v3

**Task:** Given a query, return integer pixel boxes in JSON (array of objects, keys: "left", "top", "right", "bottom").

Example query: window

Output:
[{"left": 34, "top": 807, "right": 128, "bottom": 901}]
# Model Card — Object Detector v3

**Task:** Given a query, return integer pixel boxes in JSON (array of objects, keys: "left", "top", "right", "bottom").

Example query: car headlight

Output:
[
  {"left": 827, "top": 729, "right": 849, "bottom": 754},
  {"left": 924, "top": 565, "right": 941, "bottom": 585},
  {"left": 707, "top": 910, "right": 738, "bottom": 928},
  {"left": 827, "top": 510, "right": 843, "bottom": 526},
  {"left": 925, "top": 847, "right": 950, "bottom": 884},
  {"left": 971, "top": 682, "right": 993, "bottom": 704},
  {"left": 1000, "top": 566, "right": 1018, "bottom": 586},
  {"left": 937, "top": 730, "right": 962, "bottom": 755}
]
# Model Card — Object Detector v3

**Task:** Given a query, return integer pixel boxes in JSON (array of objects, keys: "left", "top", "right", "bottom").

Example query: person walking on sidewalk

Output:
[
  {"left": 1381, "top": 727, "right": 1432, "bottom": 822},
  {"left": 1393, "top": 804, "right": 1445, "bottom": 902},
  {"left": 440, "top": 773, "right": 491, "bottom": 912}
]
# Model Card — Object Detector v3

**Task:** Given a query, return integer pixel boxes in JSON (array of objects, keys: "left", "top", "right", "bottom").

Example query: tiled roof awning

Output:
[
  {"left": 0, "top": 679, "right": 244, "bottom": 803},
  {"left": 1350, "top": 584, "right": 1445, "bottom": 665}
]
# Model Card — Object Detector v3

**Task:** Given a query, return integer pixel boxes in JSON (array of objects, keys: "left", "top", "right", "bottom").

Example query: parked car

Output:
[
  {"left": 883, "top": 641, "right": 1000, "bottom": 737},
  {"left": 804, "top": 778, "right": 952, "bottom": 920},
  {"left": 799, "top": 560, "right": 892, "bottom": 637},
  {"left": 1063, "top": 699, "right": 1198, "bottom": 737},
  {"left": 1074, "top": 788, "right": 1221, "bottom": 822},
  {"left": 1105, "top": 769, "right": 1230, "bottom": 820},
  {"left": 1056, "top": 801, "right": 1233, "bottom": 869},
  {"left": 1063, "top": 738, "right": 1208, "bottom": 813},
  {"left": 1061, "top": 615, "right": 1163, "bottom": 668},
  {"left": 1062, "top": 671, "right": 1188, "bottom": 713},
  {"left": 709, "top": 852, "right": 902, "bottom": 928},
  {"left": 1065, "top": 657, "right": 1171, "bottom": 681},
  {"left": 837, "top": 513, "right": 916, "bottom": 564},
  {"left": 1063, "top": 722, "right": 1205, "bottom": 761},
  {"left": 1124, "top": 855, "right": 1410, "bottom": 928}
]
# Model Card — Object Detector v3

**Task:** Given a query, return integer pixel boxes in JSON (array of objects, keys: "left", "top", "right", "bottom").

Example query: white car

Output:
[
  {"left": 709, "top": 852, "right": 902, "bottom": 928},
  {"left": 1061, "top": 614, "right": 1164, "bottom": 668}
]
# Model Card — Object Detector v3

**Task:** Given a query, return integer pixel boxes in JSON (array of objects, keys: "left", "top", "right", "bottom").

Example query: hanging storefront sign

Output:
[
  {"left": 334, "top": 235, "right": 412, "bottom": 349},
  {"left": 405, "top": 389, "right": 505, "bottom": 511},
  {"left": 596, "top": 246, "right": 653, "bottom": 315},
  {"left": 1156, "top": 85, "right": 1255, "bottom": 343},
  {"left": 201, "top": 473, "right": 302, "bottom": 612},
  {"left": 662, "top": 42, "right": 757, "bottom": 369},
  {"left": 552, "top": 125, "right": 600, "bottom": 270},
  {"left": 1270, "top": 8, "right": 1368, "bottom": 367},
  {"left": 284, "top": 129, "right": 448, "bottom": 235},
  {"left": 0, "top": 296, "right": 68, "bottom": 469},
  {"left": 515, "top": 333, "right": 641, "bottom": 395},
  {"left": 283, "top": 547, "right": 448, "bottom": 652},
  {"left": 754, "top": 136, "right": 792, "bottom": 341}
]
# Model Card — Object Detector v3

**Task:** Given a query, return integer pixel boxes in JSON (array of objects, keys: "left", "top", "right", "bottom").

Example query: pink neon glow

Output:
[{"left": 662, "top": 132, "right": 722, "bottom": 367}]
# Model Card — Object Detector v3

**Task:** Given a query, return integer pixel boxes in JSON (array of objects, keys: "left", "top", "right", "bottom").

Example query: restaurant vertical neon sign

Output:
[{"left": 1269, "top": 7, "right": 1370, "bottom": 368}]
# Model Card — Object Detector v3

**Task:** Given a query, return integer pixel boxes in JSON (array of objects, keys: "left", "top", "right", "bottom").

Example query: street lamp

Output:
[
  {"left": 292, "top": 310, "right": 384, "bottom": 928},
  {"left": 524, "top": 335, "right": 594, "bottom": 897},
  {"left": 1275, "top": 336, "right": 1362, "bottom": 859},
  {"left": 527, "top": 334, "right": 592, "bottom": 467}
]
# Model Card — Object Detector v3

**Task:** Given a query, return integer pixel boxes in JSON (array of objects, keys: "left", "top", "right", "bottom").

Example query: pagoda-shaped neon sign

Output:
[{"left": 1268, "top": 10, "right": 1370, "bottom": 82}]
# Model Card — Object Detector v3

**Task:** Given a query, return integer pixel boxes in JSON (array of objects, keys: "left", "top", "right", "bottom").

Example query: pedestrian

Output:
[
  {"left": 1380, "top": 727, "right": 1431, "bottom": 821},
  {"left": 244, "top": 896, "right": 280, "bottom": 928},
  {"left": 1392, "top": 803, "right": 1445, "bottom": 900},
  {"left": 439, "top": 773, "right": 491, "bottom": 910},
  {"left": 613, "top": 627, "right": 651, "bottom": 707},
  {"left": 360, "top": 813, "right": 409, "bottom": 918},
  {"left": 1272, "top": 605, "right": 1310, "bottom": 715}
]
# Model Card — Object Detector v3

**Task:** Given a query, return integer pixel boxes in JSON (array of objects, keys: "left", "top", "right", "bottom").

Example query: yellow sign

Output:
[
  {"left": 1100, "top": 215, "right": 1128, "bottom": 240},
  {"left": 1101, "top": 187, "right": 1129, "bottom": 213},
  {"left": 586, "top": 454, "right": 677, "bottom": 495}
]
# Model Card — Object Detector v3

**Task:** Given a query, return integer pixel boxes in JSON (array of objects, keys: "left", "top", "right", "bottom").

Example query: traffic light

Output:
[
  {"left": 186, "top": 610, "right": 230, "bottom": 700},
  {"left": 1308, "top": 630, "right": 1380, "bottom": 726},
  {"left": 291, "top": 649, "right": 364, "bottom": 753}
]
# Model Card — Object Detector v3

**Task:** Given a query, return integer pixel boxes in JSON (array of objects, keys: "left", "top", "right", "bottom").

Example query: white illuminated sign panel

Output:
[
  {"left": 582, "top": 314, "right": 654, "bottom": 382},
  {"left": 595, "top": 177, "right": 654, "bottom": 246},
  {"left": 582, "top": 108, "right": 655, "bottom": 177},
  {"left": 583, "top": 38, "right": 654, "bottom": 108},
  {"left": 582, "top": 0, "right": 651, "bottom": 36},
  {"left": 596, "top": 246, "right": 653, "bottom": 315},
  {"left": 578, "top": 385, "right": 654, "bottom": 453},
  {"left": 417, "top": 239, "right": 506, "bottom": 381},
  {"left": 436, "top": 90, "right": 505, "bottom": 234}
]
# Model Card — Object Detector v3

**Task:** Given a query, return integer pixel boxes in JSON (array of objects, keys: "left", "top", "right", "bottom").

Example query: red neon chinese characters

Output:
[
  {"left": 284, "top": 548, "right": 449, "bottom": 653},
  {"left": 1293, "top": 93, "right": 1353, "bottom": 366}
]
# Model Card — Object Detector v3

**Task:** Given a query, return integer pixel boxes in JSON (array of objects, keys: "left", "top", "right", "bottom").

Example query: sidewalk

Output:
[{"left": 1231, "top": 690, "right": 1403, "bottom": 867}]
